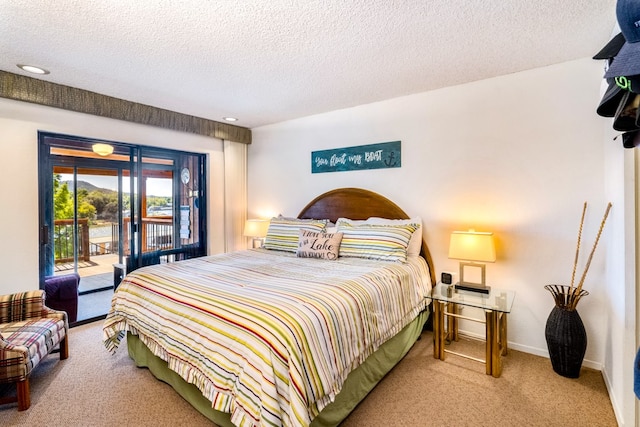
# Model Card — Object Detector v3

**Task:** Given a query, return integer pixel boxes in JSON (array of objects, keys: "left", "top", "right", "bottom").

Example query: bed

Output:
[{"left": 103, "top": 187, "right": 436, "bottom": 427}]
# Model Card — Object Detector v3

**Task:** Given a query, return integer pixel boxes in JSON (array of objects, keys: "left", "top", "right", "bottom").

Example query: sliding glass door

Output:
[
  {"left": 51, "top": 166, "right": 129, "bottom": 321},
  {"left": 38, "top": 133, "right": 206, "bottom": 324}
]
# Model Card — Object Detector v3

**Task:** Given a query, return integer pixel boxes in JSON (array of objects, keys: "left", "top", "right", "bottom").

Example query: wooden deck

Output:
[
  {"left": 55, "top": 253, "right": 120, "bottom": 276},
  {"left": 54, "top": 253, "right": 120, "bottom": 294}
]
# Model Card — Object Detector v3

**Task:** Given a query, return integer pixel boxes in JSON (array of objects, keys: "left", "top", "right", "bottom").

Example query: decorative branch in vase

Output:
[
  {"left": 544, "top": 201, "right": 612, "bottom": 378},
  {"left": 546, "top": 202, "right": 612, "bottom": 310}
]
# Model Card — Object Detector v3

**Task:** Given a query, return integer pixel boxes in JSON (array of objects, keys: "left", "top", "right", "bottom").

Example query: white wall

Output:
[
  {"left": 0, "top": 98, "right": 227, "bottom": 294},
  {"left": 249, "top": 58, "right": 629, "bottom": 419}
]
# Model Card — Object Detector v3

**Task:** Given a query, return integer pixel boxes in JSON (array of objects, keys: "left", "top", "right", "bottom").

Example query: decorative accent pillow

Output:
[
  {"left": 366, "top": 217, "right": 423, "bottom": 258},
  {"left": 337, "top": 222, "right": 417, "bottom": 263},
  {"left": 296, "top": 229, "right": 343, "bottom": 260},
  {"left": 263, "top": 217, "right": 328, "bottom": 253}
]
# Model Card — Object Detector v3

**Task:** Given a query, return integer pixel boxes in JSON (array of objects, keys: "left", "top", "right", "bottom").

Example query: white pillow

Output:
[
  {"left": 336, "top": 217, "right": 368, "bottom": 227},
  {"left": 366, "top": 217, "right": 423, "bottom": 258}
]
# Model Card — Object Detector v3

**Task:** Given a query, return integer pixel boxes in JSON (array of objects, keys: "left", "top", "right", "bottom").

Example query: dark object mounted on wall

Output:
[
  {"left": 612, "top": 91, "right": 640, "bottom": 131},
  {"left": 311, "top": 141, "right": 401, "bottom": 174},
  {"left": 614, "top": 130, "right": 640, "bottom": 148},
  {"left": 596, "top": 80, "right": 625, "bottom": 117},
  {"left": 604, "top": 0, "right": 640, "bottom": 79},
  {"left": 593, "top": 32, "right": 625, "bottom": 60}
]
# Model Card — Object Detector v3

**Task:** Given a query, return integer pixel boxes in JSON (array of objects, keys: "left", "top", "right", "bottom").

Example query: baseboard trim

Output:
[
  {"left": 456, "top": 329, "right": 602, "bottom": 371},
  {"left": 601, "top": 367, "right": 625, "bottom": 426}
]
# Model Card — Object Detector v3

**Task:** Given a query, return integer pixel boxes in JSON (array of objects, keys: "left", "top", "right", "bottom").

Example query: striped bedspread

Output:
[{"left": 103, "top": 249, "right": 432, "bottom": 427}]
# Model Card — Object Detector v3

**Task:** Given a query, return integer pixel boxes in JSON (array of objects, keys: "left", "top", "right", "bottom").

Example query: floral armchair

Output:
[{"left": 0, "top": 290, "right": 69, "bottom": 410}]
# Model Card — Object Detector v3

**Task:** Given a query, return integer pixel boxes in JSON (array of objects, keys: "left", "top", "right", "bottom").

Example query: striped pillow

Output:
[
  {"left": 263, "top": 217, "right": 328, "bottom": 253},
  {"left": 337, "top": 222, "right": 417, "bottom": 262},
  {"left": 365, "top": 217, "right": 423, "bottom": 258}
]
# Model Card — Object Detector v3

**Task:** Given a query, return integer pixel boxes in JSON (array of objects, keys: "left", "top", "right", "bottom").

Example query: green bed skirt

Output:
[{"left": 127, "top": 309, "right": 429, "bottom": 427}]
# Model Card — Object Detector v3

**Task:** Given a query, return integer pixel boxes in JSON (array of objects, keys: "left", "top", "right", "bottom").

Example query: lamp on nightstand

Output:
[
  {"left": 243, "top": 219, "right": 270, "bottom": 248},
  {"left": 448, "top": 229, "right": 496, "bottom": 294}
]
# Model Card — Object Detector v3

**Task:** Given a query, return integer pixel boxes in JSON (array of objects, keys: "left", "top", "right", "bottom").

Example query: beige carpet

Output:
[{"left": 0, "top": 321, "right": 617, "bottom": 426}]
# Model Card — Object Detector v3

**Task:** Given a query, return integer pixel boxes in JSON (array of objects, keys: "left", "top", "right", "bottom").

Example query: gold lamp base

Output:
[{"left": 455, "top": 261, "right": 491, "bottom": 294}]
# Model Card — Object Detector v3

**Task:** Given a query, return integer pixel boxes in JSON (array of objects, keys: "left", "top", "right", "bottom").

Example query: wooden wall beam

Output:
[{"left": 0, "top": 71, "right": 251, "bottom": 144}]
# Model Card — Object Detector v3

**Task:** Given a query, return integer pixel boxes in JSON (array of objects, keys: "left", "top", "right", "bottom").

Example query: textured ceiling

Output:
[{"left": 0, "top": 0, "right": 616, "bottom": 129}]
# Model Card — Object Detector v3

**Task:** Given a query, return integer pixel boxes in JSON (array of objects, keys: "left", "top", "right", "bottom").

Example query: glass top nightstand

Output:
[
  {"left": 427, "top": 282, "right": 516, "bottom": 377},
  {"left": 429, "top": 282, "right": 515, "bottom": 313}
]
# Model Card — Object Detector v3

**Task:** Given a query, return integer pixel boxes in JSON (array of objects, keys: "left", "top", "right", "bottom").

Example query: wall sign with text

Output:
[{"left": 311, "top": 141, "right": 401, "bottom": 174}]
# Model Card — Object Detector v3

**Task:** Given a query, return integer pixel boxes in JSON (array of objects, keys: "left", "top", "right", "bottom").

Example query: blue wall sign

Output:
[{"left": 311, "top": 141, "right": 401, "bottom": 174}]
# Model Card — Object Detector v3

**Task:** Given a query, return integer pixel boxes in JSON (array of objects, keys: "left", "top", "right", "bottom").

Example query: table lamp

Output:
[
  {"left": 243, "top": 219, "right": 270, "bottom": 248},
  {"left": 448, "top": 229, "right": 496, "bottom": 294}
]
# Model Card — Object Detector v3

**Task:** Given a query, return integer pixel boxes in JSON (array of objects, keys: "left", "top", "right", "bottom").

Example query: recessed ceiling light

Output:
[
  {"left": 17, "top": 64, "right": 50, "bottom": 75},
  {"left": 223, "top": 117, "right": 238, "bottom": 122}
]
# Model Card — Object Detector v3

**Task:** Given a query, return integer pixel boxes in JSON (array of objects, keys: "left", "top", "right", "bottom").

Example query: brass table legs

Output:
[
  {"left": 432, "top": 300, "right": 508, "bottom": 378},
  {"left": 433, "top": 300, "right": 445, "bottom": 360}
]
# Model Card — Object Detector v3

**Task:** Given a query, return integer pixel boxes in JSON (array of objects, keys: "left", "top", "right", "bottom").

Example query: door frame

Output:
[
  {"left": 38, "top": 134, "right": 135, "bottom": 284},
  {"left": 38, "top": 131, "right": 207, "bottom": 288}
]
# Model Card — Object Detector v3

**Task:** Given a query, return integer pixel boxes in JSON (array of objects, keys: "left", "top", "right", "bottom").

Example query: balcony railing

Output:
[
  {"left": 123, "top": 216, "right": 174, "bottom": 254},
  {"left": 53, "top": 218, "right": 90, "bottom": 264},
  {"left": 54, "top": 217, "right": 174, "bottom": 266}
]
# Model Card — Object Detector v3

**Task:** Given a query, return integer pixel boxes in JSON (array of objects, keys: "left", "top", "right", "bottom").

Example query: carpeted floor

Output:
[{"left": 0, "top": 322, "right": 617, "bottom": 426}]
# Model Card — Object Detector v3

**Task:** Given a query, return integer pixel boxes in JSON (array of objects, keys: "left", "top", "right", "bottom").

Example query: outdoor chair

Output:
[{"left": 0, "top": 290, "right": 69, "bottom": 410}]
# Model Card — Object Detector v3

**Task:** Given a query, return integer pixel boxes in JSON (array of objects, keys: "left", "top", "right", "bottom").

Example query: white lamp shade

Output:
[
  {"left": 448, "top": 230, "right": 496, "bottom": 263},
  {"left": 243, "top": 219, "right": 270, "bottom": 238}
]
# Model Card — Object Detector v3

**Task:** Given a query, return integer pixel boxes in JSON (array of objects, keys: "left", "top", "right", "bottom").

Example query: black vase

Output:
[{"left": 545, "top": 305, "right": 587, "bottom": 378}]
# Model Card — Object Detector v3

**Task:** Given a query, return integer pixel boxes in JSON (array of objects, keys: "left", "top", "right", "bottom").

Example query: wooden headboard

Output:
[{"left": 297, "top": 187, "right": 436, "bottom": 284}]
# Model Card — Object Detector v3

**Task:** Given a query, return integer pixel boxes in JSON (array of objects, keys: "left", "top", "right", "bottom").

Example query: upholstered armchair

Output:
[{"left": 0, "top": 290, "right": 69, "bottom": 410}]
